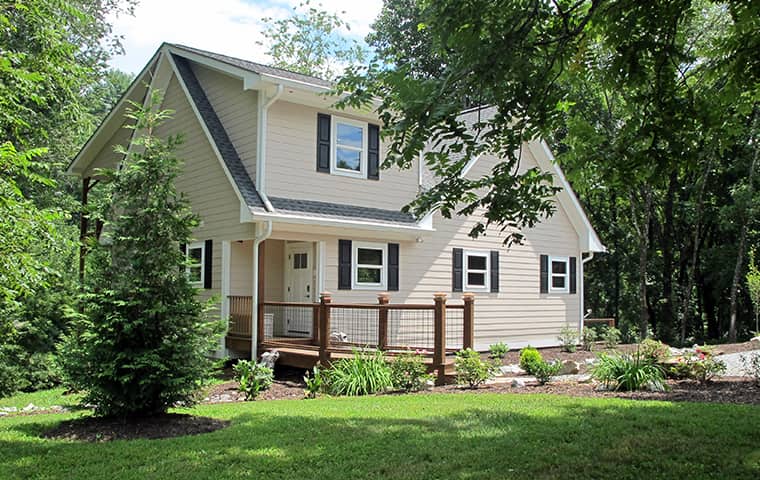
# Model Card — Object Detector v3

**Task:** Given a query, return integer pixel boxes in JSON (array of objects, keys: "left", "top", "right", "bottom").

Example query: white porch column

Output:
[{"left": 219, "top": 240, "right": 231, "bottom": 358}]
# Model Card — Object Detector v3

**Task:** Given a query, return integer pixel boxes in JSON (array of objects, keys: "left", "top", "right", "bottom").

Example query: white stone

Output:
[
  {"left": 578, "top": 375, "right": 593, "bottom": 383},
  {"left": 259, "top": 350, "right": 280, "bottom": 369},
  {"left": 499, "top": 364, "right": 525, "bottom": 375},
  {"left": 1, "top": 407, "right": 18, "bottom": 413},
  {"left": 511, "top": 378, "right": 526, "bottom": 388},
  {"left": 0, "top": 412, "right": 7, "bottom": 416},
  {"left": 558, "top": 360, "right": 580, "bottom": 375},
  {"left": 750, "top": 336, "right": 760, "bottom": 344},
  {"left": 22, "top": 403, "right": 36, "bottom": 412},
  {"left": 218, "top": 394, "right": 233, "bottom": 402}
]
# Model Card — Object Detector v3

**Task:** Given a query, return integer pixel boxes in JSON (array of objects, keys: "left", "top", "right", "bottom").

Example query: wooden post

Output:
[
  {"left": 319, "top": 292, "right": 332, "bottom": 365},
  {"left": 433, "top": 292, "right": 447, "bottom": 385},
  {"left": 377, "top": 293, "right": 390, "bottom": 350},
  {"left": 462, "top": 292, "right": 475, "bottom": 350},
  {"left": 312, "top": 303, "right": 320, "bottom": 346}
]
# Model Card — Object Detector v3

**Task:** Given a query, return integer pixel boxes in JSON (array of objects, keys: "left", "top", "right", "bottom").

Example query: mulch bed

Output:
[
  {"left": 205, "top": 380, "right": 305, "bottom": 403},
  {"left": 42, "top": 413, "right": 230, "bottom": 442}
]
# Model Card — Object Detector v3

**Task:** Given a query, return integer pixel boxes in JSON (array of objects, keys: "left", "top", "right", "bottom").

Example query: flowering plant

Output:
[{"left": 669, "top": 345, "right": 725, "bottom": 383}]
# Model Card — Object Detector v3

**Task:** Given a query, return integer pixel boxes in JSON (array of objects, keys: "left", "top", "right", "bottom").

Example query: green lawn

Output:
[{"left": 1, "top": 392, "right": 758, "bottom": 479}]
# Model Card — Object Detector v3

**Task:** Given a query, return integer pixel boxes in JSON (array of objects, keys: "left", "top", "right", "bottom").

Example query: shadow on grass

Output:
[{"left": 1, "top": 394, "right": 759, "bottom": 479}]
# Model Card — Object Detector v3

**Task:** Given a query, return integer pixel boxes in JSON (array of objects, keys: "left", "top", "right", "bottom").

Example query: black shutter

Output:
[
  {"left": 338, "top": 239, "right": 352, "bottom": 290},
  {"left": 452, "top": 248, "right": 463, "bottom": 292},
  {"left": 540, "top": 254, "right": 549, "bottom": 294},
  {"left": 569, "top": 256, "right": 577, "bottom": 294},
  {"left": 367, "top": 123, "right": 380, "bottom": 180},
  {"left": 490, "top": 250, "right": 500, "bottom": 293},
  {"left": 388, "top": 243, "right": 399, "bottom": 291},
  {"left": 180, "top": 243, "right": 186, "bottom": 255},
  {"left": 317, "top": 113, "right": 331, "bottom": 173},
  {"left": 203, "top": 239, "right": 213, "bottom": 289}
]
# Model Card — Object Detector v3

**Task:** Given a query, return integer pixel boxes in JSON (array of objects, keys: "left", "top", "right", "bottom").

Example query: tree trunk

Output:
[
  {"left": 660, "top": 171, "right": 677, "bottom": 341},
  {"left": 631, "top": 188, "right": 653, "bottom": 339}
]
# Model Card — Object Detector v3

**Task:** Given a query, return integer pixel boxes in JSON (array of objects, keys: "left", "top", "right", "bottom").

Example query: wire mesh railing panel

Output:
[
  {"left": 262, "top": 303, "right": 315, "bottom": 339},
  {"left": 446, "top": 306, "right": 464, "bottom": 351},
  {"left": 388, "top": 308, "right": 435, "bottom": 351},
  {"left": 329, "top": 307, "right": 380, "bottom": 347}
]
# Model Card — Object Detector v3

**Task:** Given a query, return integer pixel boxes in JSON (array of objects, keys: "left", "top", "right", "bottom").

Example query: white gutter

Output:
[
  {"left": 580, "top": 251, "right": 595, "bottom": 332},
  {"left": 255, "top": 84, "right": 284, "bottom": 212},
  {"left": 251, "top": 220, "right": 273, "bottom": 361}
]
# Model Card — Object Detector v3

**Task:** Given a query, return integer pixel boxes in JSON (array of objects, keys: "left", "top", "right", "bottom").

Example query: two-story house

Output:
[{"left": 68, "top": 44, "right": 605, "bottom": 364}]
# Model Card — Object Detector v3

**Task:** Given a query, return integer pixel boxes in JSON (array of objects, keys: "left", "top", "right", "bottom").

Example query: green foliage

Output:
[
  {"left": 233, "top": 360, "right": 274, "bottom": 400},
  {"left": 519, "top": 347, "right": 543, "bottom": 375},
  {"left": 60, "top": 98, "right": 222, "bottom": 417},
  {"left": 747, "top": 249, "right": 760, "bottom": 334},
  {"left": 558, "top": 326, "right": 578, "bottom": 353},
  {"left": 303, "top": 366, "right": 329, "bottom": 399},
  {"left": 532, "top": 359, "right": 562, "bottom": 385},
  {"left": 740, "top": 352, "right": 760, "bottom": 385},
  {"left": 488, "top": 342, "right": 509, "bottom": 360},
  {"left": 669, "top": 346, "right": 726, "bottom": 384},
  {"left": 592, "top": 353, "right": 666, "bottom": 392},
  {"left": 601, "top": 327, "right": 622, "bottom": 349},
  {"left": 639, "top": 339, "right": 670, "bottom": 364},
  {"left": 389, "top": 351, "right": 433, "bottom": 392},
  {"left": 327, "top": 349, "right": 392, "bottom": 396},
  {"left": 257, "top": 0, "right": 367, "bottom": 79},
  {"left": 581, "top": 328, "right": 598, "bottom": 352},
  {"left": 454, "top": 348, "right": 497, "bottom": 389}
]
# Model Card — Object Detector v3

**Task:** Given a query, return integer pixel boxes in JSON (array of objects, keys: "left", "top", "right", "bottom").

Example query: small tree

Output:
[
  {"left": 61, "top": 94, "right": 221, "bottom": 417},
  {"left": 747, "top": 249, "right": 760, "bottom": 335}
]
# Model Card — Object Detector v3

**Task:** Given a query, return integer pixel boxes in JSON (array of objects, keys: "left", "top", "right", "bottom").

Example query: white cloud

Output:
[{"left": 108, "top": 0, "right": 383, "bottom": 74}]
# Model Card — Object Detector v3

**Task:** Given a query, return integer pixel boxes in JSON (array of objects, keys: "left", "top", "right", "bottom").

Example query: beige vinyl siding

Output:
[
  {"left": 156, "top": 75, "right": 255, "bottom": 306},
  {"left": 265, "top": 100, "right": 418, "bottom": 210},
  {"left": 263, "top": 240, "right": 285, "bottom": 302},
  {"left": 268, "top": 141, "right": 581, "bottom": 349},
  {"left": 191, "top": 63, "right": 258, "bottom": 182},
  {"left": 84, "top": 121, "right": 132, "bottom": 176}
]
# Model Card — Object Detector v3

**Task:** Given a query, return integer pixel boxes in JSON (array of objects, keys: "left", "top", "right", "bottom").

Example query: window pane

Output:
[
  {"left": 358, "top": 267, "right": 381, "bottom": 284},
  {"left": 336, "top": 123, "right": 363, "bottom": 148},
  {"left": 189, "top": 247, "right": 202, "bottom": 264},
  {"left": 336, "top": 147, "right": 361, "bottom": 171},
  {"left": 468, "top": 272, "right": 486, "bottom": 286},
  {"left": 357, "top": 248, "right": 383, "bottom": 265},
  {"left": 189, "top": 266, "right": 202, "bottom": 282},
  {"left": 552, "top": 260, "right": 567, "bottom": 274},
  {"left": 552, "top": 276, "right": 565, "bottom": 288},
  {"left": 468, "top": 255, "right": 486, "bottom": 271}
]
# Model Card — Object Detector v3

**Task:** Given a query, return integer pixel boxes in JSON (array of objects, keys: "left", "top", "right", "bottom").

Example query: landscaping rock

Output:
[
  {"left": 1, "top": 407, "right": 18, "bottom": 413},
  {"left": 578, "top": 375, "right": 593, "bottom": 383},
  {"left": 559, "top": 360, "right": 580, "bottom": 375},
  {"left": 22, "top": 403, "right": 36, "bottom": 412},
  {"left": 0, "top": 411, "right": 7, "bottom": 416},
  {"left": 750, "top": 336, "right": 760, "bottom": 344},
  {"left": 584, "top": 358, "right": 597, "bottom": 366},
  {"left": 218, "top": 394, "right": 233, "bottom": 403},
  {"left": 500, "top": 364, "right": 525, "bottom": 375},
  {"left": 511, "top": 378, "right": 526, "bottom": 388}
]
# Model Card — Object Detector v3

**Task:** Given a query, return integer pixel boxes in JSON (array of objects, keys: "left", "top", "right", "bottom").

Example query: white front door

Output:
[{"left": 285, "top": 242, "right": 313, "bottom": 336}]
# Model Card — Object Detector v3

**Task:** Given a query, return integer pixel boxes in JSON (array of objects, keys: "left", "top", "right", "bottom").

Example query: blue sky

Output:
[{"left": 108, "top": 0, "right": 383, "bottom": 74}]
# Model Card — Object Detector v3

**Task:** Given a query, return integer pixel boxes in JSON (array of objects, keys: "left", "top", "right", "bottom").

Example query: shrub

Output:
[
  {"left": 741, "top": 352, "right": 760, "bottom": 384},
  {"left": 519, "top": 347, "right": 543, "bottom": 375},
  {"left": 581, "top": 328, "right": 598, "bottom": 352},
  {"left": 669, "top": 346, "right": 726, "bottom": 383},
  {"left": 591, "top": 352, "right": 666, "bottom": 391},
  {"left": 304, "top": 366, "right": 329, "bottom": 398},
  {"left": 328, "top": 349, "right": 392, "bottom": 396},
  {"left": 639, "top": 339, "right": 670, "bottom": 364},
  {"left": 488, "top": 342, "right": 509, "bottom": 360},
  {"left": 532, "top": 359, "right": 562, "bottom": 385},
  {"left": 234, "top": 360, "right": 274, "bottom": 400},
  {"left": 558, "top": 326, "right": 578, "bottom": 353},
  {"left": 390, "top": 351, "right": 433, "bottom": 392},
  {"left": 455, "top": 348, "right": 497, "bottom": 388},
  {"left": 601, "top": 327, "right": 622, "bottom": 349}
]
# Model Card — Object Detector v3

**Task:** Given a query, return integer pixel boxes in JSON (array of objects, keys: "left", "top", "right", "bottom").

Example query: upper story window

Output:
[
  {"left": 332, "top": 116, "right": 367, "bottom": 178},
  {"left": 550, "top": 256, "right": 569, "bottom": 293},
  {"left": 464, "top": 250, "right": 490, "bottom": 291},
  {"left": 353, "top": 241, "right": 387, "bottom": 290},
  {"left": 186, "top": 242, "right": 205, "bottom": 286}
]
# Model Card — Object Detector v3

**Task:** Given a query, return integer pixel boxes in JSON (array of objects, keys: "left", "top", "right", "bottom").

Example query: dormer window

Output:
[{"left": 332, "top": 117, "right": 367, "bottom": 177}]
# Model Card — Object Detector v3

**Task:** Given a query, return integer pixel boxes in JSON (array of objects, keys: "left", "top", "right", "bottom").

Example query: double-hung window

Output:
[
  {"left": 353, "top": 242, "right": 386, "bottom": 289},
  {"left": 331, "top": 116, "right": 367, "bottom": 178},
  {"left": 550, "top": 256, "right": 569, "bottom": 293},
  {"left": 186, "top": 242, "right": 205, "bottom": 286},
  {"left": 464, "top": 250, "right": 490, "bottom": 291}
]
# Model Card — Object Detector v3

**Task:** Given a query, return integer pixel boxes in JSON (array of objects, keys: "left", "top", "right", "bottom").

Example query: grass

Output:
[
  {"left": 0, "top": 392, "right": 759, "bottom": 479},
  {"left": 0, "top": 388, "right": 81, "bottom": 411}
]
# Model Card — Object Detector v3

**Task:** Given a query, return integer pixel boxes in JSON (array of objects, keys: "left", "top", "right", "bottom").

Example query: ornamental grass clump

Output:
[
  {"left": 488, "top": 342, "right": 509, "bottom": 360},
  {"left": 328, "top": 349, "right": 392, "bottom": 396},
  {"left": 591, "top": 351, "right": 666, "bottom": 392}
]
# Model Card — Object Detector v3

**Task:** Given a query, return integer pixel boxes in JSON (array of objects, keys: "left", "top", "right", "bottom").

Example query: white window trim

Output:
[
  {"left": 352, "top": 241, "right": 387, "bottom": 290},
  {"left": 464, "top": 250, "right": 490, "bottom": 291},
  {"left": 330, "top": 115, "right": 367, "bottom": 179},
  {"left": 549, "top": 256, "right": 569, "bottom": 293},
  {"left": 186, "top": 241, "right": 205, "bottom": 286}
]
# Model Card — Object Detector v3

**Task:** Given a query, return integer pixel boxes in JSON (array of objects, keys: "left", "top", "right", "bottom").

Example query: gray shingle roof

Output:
[
  {"left": 269, "top": 197, "right": 417, "bottom": 225},
  {"left": 169, "top": 43, "right": 332, "bottom": 88},
  {"left": 172, "top": 54, "right": 266, "bottom": 209}
]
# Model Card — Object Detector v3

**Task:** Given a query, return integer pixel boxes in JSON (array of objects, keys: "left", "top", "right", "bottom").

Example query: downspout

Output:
[
  {"left": 251, "top": 220, "right": 273, "bottom": 361},
  {"left": 256, "top": 84, "right": 283, "bottom": 212},
  {"left": 580, "top": 251, "right": 595, "bottom": 332}
]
